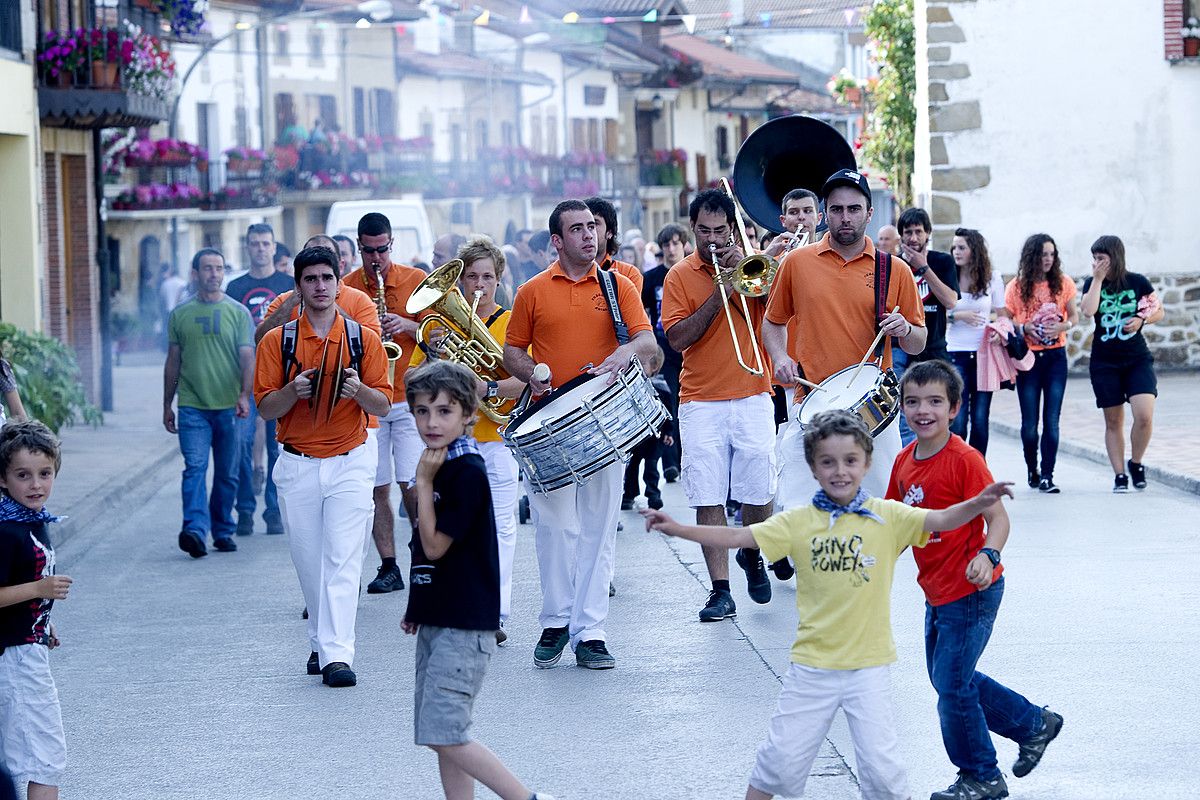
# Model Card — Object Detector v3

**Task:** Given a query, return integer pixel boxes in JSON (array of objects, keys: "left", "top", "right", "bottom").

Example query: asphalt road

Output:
[{"left": 49, "top": 435, "right": 1196, "bottom": 799}]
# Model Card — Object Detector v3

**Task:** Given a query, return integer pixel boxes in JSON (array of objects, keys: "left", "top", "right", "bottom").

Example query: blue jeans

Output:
[
  {"left": 236, "top": 397, "right": 280, "bottom": 524},
  {"left": 891, "top": 348, "right": 916, "bottom": 446},
  {"left": 1015, "top": 347, "right": 1067, "bottom": 478},
  {"left": 949, "top": 351, "right": 994, "bottom": 455},
  {"left": 178, "top": 406, "right": 240, "bottom": 542},
  {"left": 925, "top": 578, "right": 1043, "bottom": 781}
]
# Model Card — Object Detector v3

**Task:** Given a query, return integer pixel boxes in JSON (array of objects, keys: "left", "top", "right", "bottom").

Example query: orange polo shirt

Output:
[
  {"left": 765, "top": 233, "right": 924, "bottom": 392},
  {"left": 344, "top": 263, "right": 427, "bottom": 402},
  {"left": 661, "top": 250, "right": 773, "bottom": 404},
  {"left": 262, "top": 285, "right": 381, "bottom": 337},
  {"left": 600, "top": 254, "right": 644, "bottom": 293},
  {"left": 506, "top": 260, "right": 652, "bottom": 390},
  {"left": 254, "top": 312, "right": 392, "bottom": 457}
]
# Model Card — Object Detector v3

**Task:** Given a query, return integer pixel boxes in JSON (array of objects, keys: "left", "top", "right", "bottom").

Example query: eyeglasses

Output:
[{"left": 358, "top": 240, "right": 392, "bottom": 254}]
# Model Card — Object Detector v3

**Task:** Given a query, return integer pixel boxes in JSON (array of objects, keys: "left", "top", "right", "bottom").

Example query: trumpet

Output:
[{"left": 371, "top": 266, "right": 404, "bottom": 386}]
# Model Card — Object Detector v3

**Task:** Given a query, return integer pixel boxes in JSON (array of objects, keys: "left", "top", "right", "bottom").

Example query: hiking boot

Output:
[
  {"left": 575, "top": 640, "right": 616, "bottom": 670},
  {"left": 212, "top": 537, "right": 238, "bottom": 553},
  {"left": 1112, "top": 473, "right": 1129, "bottom": 493},
  {"left": 929, "top": 773, "right": 1008, "bottom": 800},
  {"left": 1026, "top": 469, "right": 1040, "bottom": 489},
  {"left": 178, "top": 529, "right": 207, "bottom": 559},
  {"left": 533, "top": 626, "right": 569, "bottom": 668},
  {"left": 306, "top": 651, "right": 320, "bottom": 676},
  {"left": 1038, "top": 478, "right": 1060, "bottom": 494},
  {"left": 321, "top": 662, "right": 357, "bottom": 687},
  {"left": 736, "top": 548, "right": 772, "bottom": 604},
  {"left": 698, "top": 589, "right": 737, "bottom": 622},
  {"left": 1128, "top": 460, "right": 1147, "bottom": 490},
  {"left": 367, "top": 563, "right": 405, "bottom": 594},
  {"left": 769, "top": 558, "right": 795, "bottom": 580},
  {"left": 1013, "top": 707, "right": 1063, "bottom": 778}
]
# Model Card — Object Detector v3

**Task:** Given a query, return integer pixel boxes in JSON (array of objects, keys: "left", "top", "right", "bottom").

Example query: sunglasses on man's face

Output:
[{"left": 359, "top": 241, "right": 393, "bottom": 254}]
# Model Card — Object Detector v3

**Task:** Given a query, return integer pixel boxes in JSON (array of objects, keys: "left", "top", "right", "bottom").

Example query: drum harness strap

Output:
[
  {"left": 873, "top": 249, "right": 893, "bottom": 361},
  {"left": 596, "top": 266, "right": 630, "bottom": 345}
]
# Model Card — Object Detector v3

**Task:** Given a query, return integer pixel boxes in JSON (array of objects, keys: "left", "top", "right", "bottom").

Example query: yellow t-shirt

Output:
[{"left": 751, "top": 498, "right": 929, "bottom": 670}]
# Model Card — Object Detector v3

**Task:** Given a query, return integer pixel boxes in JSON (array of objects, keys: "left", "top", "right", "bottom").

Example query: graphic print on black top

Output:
[
  {"left": 1082, "top": 272, "right": 1155, "bottom": 363},
  {"left": 0, "top": 520, "right": 56, "bottom": 647},
  {"left": 226, "top": 271, "right": 295, "bottom": 324}
]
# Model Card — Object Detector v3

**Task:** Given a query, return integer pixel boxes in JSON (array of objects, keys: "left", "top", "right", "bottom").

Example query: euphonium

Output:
[
  {"left": 372, "top": 266, "right": 404, "bottom": 386},
  {"left": 404, "top": 259, "right": 513, "bottom": 424}
]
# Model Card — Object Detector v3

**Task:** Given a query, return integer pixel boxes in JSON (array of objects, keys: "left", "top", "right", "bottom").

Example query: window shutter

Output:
[{"left": 1165, "top": 0, "right": 1185, "bottom": 60}]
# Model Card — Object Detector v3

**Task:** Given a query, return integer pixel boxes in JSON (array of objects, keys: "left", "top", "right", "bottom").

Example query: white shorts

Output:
[
  {"left": 678, "top": 393, "right": 778, "bottom": 507},
  {"left": 749, "top": 663, "right": 908, "bottom": 800},
  {"left": 776, "top": 414, "right": 901, "bottom": 511},
  {"left": 374, "top": 403, "right": 422, "bottom": 487},
  {"left": 0, "top": 644, "right": 66, "bottom": 788}
]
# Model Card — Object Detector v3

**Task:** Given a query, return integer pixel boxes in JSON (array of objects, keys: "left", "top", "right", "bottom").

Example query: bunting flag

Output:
[
  {"left": 759, "top": 11, "right": 771, "bottom": 26},
  {"left": 474, "top": 8, "right": 489, "bottom": 25},
  {"left": 519, "top": 5, "right": 531, "bottom": 23},
  {"left": 681, "top": 13, "right": 696, "bottom": 33},
  {"left": 562, "top": 11, "right": 579, "bottom": 22},
  {"left": 843, "top": 8, "right": 856, "bottom": 25},
  {"left": 642, "top": 9, "right": 657, "bottom": 22},
  {"left": 602, "top": 15, "right": 616, "bottom": 23}
]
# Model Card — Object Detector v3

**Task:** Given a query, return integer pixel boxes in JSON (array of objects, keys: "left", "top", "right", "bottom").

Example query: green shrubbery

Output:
[{"left": 0, "top": 323, "right": 102, "bottom": 432}]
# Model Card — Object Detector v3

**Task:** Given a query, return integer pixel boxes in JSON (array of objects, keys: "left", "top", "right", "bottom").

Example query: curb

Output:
[
  {"left": 54, "top": 444, "right": 178, "bottom": 550},
  {"left": 991, "top": 421, "right": 1199, "bottom": 496}
]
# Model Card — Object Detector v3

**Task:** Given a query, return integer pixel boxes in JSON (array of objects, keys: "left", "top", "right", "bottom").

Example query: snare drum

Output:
[
  {"left": 502, "top": 359, "right": 669, "bottom": 494},
  {"left": 795, "top": 364, "right": 899, "bottom": 437}
]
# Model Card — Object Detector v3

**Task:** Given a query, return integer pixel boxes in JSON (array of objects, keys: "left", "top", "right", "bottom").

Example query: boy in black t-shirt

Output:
[{"left": 401, "top": 361, "right": 555, "bottom": 800}]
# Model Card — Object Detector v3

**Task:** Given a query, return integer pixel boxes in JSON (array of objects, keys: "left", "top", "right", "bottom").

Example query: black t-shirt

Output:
[
  {"left": 226, "top": 271, "right": 295, "bottom": 324},
  {"left": 404, "top": 453, "right": 500, "bottom": 630},
  {"left": 1082, "top": 272, "right": 1155, "bottom": 364},
  {"left": 641, "top": 264, "right": 682, "bottom": 371},
  {"left": 909, "top": 249, "right": 959, "bottom": 363},
  {"left": 0, "top": 519, "right": 55, "bottom": 648}
]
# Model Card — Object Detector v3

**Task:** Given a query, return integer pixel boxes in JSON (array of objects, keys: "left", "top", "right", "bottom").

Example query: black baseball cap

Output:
[{"left": 820, "top": 168, "right": 873, "bottom": 207}]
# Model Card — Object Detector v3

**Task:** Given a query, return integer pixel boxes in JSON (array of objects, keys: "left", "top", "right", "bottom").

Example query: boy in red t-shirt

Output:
[{"left": 888, "top": 361, "right": 1063, "bottom": 800}]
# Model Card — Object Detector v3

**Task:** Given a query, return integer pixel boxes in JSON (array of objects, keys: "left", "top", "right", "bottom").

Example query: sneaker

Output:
[
  {"left": 533, "top": 626, "right": 569, "bottom": 668},
  {"left": 647, "top": 494, "right": 664, "bottom": 510},
  {"left": 929, "top": 773, "right": 1009, "bottom": 800},
  {"left": 1027, "top": 469, "right": 1040, "bottom": 489},
  {"left": 575, "top": 639, "right": 616, "bottom": 670},
  {"left": 769, "top": 558, "right": 795, "bottom": 581},
  {"left": 265, "top": 518, "right": 285, "bottom": 536},
  {"left": 1013, "top": 707, "right": 1063, "bottom": 778},
  {"left": 366, "top": 563, "right": 405, "bottom": 594},
  {"left": 306, "top": 651, "right": 320, "bottom": 676},
  {"left": 178, "top": 529, "right": 207, "bottom": 559},
  {"left": 321, "top": 662, "right": 357, "bottom": 687},
  {"left": 698, "top": 589, "right": 737, "bottom": 622},
  {"left": 252, "top": 466, "right": 266, "bottom": 496},
  {"left": 1038, "top": 478, "right": 1060, "bottom": 494},
  {"left": 663, "top": 465, "right": 679, "bottom": 483},
  {"left": 495, "top": 625, "right": 508, "bottom": 646},
  {"left": 235, "top": 517, "right": 254, "bottom": 537},
  {"left": 1113, "top": 473, "right": 1129, "bottom": 493},
  {"left": 1128, "top": 460, "right": 1147, "bottom": 490},
  {"left": 609, "top": 581, "right": 616, "bottom": 597},
  {"left": 735, "top": 548, "right": 772, "bottom": 604},
  {"left": 620, "top": 496, "right": 634, "bottom": 511},
  {"left": 212, "top": 537, "right": 238, "bottom": 553}
]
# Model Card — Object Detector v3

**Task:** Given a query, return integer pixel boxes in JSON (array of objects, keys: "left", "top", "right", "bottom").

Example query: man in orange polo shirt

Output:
[
  {"left": 341, "top": 212, "right": 428, "bottom": 595},
  {"left": 255, "top": 246, "right": 392, "bottom": 688},
  {"left": 763, "top": 169, "right": 926, "bottom": 508},
  {"left": 503, "top": 199, "right": 657, "bottom": 671},
  {"left": 662, "top": 189, "right": 780, "bottom": 623},
  {"left": 585, "top": 196, "right": 643, "bottom": 293}
]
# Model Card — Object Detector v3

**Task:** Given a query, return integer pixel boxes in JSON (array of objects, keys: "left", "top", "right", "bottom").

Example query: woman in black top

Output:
[{"left": 1079, "top": 235, "right": 1164, "bottom": 492}]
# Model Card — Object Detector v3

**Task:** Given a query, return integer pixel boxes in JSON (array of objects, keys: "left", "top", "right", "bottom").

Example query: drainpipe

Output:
[{"left": 93, "top": 128, "right": 113, "bottom": 411}]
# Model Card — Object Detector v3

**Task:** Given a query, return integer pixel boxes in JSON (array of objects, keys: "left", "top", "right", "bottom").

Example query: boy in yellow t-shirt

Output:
[{"left": 643, "top": 410, "right": 1013, "bottom": 800}]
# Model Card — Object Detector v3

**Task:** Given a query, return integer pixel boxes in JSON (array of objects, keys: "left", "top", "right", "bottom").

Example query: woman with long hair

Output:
[
  {"left": 946, "top": 228, "right": 1007, "bottom": 454},
  {"left": 1004, "top": 234, "right": 1079, "bottom": 493},
  {"left": 1079, "top": 235, "right": 1164, "bottom": 492}
]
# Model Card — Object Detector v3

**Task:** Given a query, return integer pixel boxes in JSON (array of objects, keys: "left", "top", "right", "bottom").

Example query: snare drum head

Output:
[{"left": 797, "top": 364, "right": 885, "bottom": 424}]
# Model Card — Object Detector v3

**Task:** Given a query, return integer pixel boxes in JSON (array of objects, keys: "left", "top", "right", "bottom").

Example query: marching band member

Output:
[
  {"left": 763, "top": 188, "right": 821, "bottom": 261},
  {"left": 502, "top": 200, "right": 656, "bottom": 671},
  {"left": 585, "top": 196, "right": 644, "bottom": 292}
]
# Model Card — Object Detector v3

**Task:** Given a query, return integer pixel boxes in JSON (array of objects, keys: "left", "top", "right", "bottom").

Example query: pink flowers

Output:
[
  {"left": 123, "top": 137, "right": 207, "bottom": 167},
  {"left": 112, "top": 182, "right": 204, "bottom": 210}
]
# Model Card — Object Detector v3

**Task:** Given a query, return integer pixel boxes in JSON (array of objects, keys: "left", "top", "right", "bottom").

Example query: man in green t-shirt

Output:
[{"left": 164, "top": 248, "right": 255, "bottom": 558}]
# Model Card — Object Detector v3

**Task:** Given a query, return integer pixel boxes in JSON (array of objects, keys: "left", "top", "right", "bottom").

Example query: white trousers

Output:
[
  {"left": 526, "top": 460, "right": 622, "bottom": 649},
  {"left": 479, "top": 440, "right": 519, "bottom": 623},
  {"left": 273, "top": 441, "right": 377, "bottom": 668},
  {"left": 777, "top": 414, "right": 901, "bottom": 510}
]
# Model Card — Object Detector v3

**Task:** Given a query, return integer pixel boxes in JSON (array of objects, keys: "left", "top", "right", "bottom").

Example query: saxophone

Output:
[{"left": 373, "top": 267, "right": 404, "bottom": 386}]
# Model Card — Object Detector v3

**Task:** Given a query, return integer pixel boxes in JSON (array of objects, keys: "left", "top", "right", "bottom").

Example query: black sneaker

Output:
[
  {"left": 620, "top": 496, "right": 634, "bottom": 511},
  {"left": 533, "top": 626, "right": 569, "bottom": 668},
  {"left": 1038, "top": 478, "right": 1060, "bottom": 494},
  {"left": 575, "top": 639, "right": 616, "bottom": 669},
  {"left": 1013, "top": 707, "right": 1063, "bottom": 778},
  {"left": 736, "top": 548, "right": 772, "bottom": 604},
  {"left": 663, "top": 465, "right": 679, "bottom": 483},
  {"left": 322, "top": 662, "right": 357, "bottom": 687},
  {"left": 698, "top": 589, "right": 736, "bottom": 622},
  {"left": 1027, "top": 469, "right": 1040, "bottom": 489},
  {"left": 609, "top": 581, "right": 616, "bottom": 597},
  {"left": 769, "top": 558, "right": 795, "bottom": 580},
  {"left": 265, "top": 517, "right": 285, "bottom": 536},
  {"left": 647, "top": 494, "right": 663, "bottom": 510},
  {"left": 495, "top": 625, "right": 508, "bottom": 646},
  {"left": 1128, "top": 460, "right": 1147, "bottom": 490},
  {"left": 367, "top": 563, "right": 405, "bottom": 594},
  {"left": 929, "top": 773, "right": 1009, "bottom": 800},
  {"left": 212, "top": 537, "right": 238, "bottom": 552},
  {"left": 306, "top": 651, "right": 320, "bottom": 675},
  {"left": 178, "top": 529, "right": 207, "bottom": 559},
  {"left": 1113, "top": 473, "right": 1129, "bottom": 493},
  {"left": 235, "top": 517, "right": 254, "bottom": 537}
]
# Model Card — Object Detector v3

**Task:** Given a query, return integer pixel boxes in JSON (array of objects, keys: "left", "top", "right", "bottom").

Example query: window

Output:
[
  {"left": 353, "top": 88, "right": 366, "bottom": 138},
  {"left": 475, "top": 119, "right": 489, "bottom": 153},
  {"left": 715, "top": 126, "right": 730, "bottom": 170},
  {"left": 373, "top": 89, "right": 396, "bottom": 138},
  {"left": 530, "top": 115, "right": 542, "bottom": 153},
  {"left": 274, "top": 27, "right": 290, "bottom": 62},
  {"left": 545, "top": 111, "right": 558, "bottom": 155},
  {"left": 309, "top": 28, "right": 324, "bottom": 65},
  {"left": 583, "top": 85, "right": 606, "bottom": 106}
]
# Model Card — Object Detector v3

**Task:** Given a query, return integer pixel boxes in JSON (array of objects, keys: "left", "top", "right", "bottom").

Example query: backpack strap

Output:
[
  {"left": 874, "top": 250, "right": 893, "bottom": 359},
  {"left": 596, "top": 266, "right": 630, "bottom": 345},
  {"left": 344, "top": 319, "right": 364, "bottom": 375},
  {"left": 281, "top": 319, "right": 300, "bottom": 382}
]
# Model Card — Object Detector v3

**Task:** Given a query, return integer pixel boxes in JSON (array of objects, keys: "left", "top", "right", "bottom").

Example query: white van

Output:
[{"left": 325, "top": 199, "right": 434, "bottom": 265}]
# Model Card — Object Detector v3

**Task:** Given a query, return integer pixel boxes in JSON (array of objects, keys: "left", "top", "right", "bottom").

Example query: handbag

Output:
[{"left": 1005, "top": 327, "right": 1030, "bottom": 361}]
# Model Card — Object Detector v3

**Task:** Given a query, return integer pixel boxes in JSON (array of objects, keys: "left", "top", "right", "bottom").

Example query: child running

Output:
[
  {"left": 0, "top": 421, "right": 72, "bottom": 800},
  {"left": 643, "top": 409, "right": 1013, "bottom": 800},
  {"left": 887, "top": 360, "right": 1062, "bottom": 800},
  {"left": 400, "top": 361, "right": 554, "bottom": 800}
]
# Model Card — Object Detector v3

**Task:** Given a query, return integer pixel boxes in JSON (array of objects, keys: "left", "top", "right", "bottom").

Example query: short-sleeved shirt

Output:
[
  {"left": 661, "top": 250, "right": 773, "bottom": 403},
  {"left": 909, "top": 249, "right": 959, "bottom": 363},
  {"left": 1081, "top": 272, "right": 1156, "bottom": 364},
  {"left": 765, "top": 234, "right": 925, "bottom": 391},
  {"left": 506, "top": 261, "right": 652, "bottom": 391},
  {"left": 344, "top": 263, "right": 427, "bottom": 402},
  {"left": 750, "top": 498, "right": 929, "bottom": 670},
  {"left": 404, "top": 452, "right": 500, "bottom": 631},
  {"left": 254, "top": 312, "right": 392, "bottom": 457},
  {"left": 1004, "top": 277, "right": 1078, "bottom": 351},
  {"left": 0, "top": 359, "right": 16, "bottom": 394},
  {"left": 168, "top": 296, "right": 253, "bottom": 409},
  {"left": 599, "top": 254, "right": 644, "bottom": 293},
  {"left": 947, "top": 273, "right": 1006, "bottom": 352},
  {"left": 0, "top": 519, "right": 55, "bottom": 648},
  {"left": 262, "top": 285, "right": 382, "bottom": 338},
  {"left": 886, "top": 435, "right": 1001, "bottom": 607},
  {"left": 226, "top": 271, "right": 294, "bottom": 324}
]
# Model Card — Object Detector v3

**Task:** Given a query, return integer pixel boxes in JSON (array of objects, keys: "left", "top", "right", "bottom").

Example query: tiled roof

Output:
[
  {"left": 660, "top": 30, "right": 798, "bottom": 83},
  {"left": 685, "top": 0, "right": 864, "bottom": 32}
]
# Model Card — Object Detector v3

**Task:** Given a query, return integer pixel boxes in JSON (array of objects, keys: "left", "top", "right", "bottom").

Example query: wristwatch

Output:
[
  {"left": 979, "top": 547, "right": 1001, "bottom": 567},
  {"left": 485, "top": 381, "right": 499, "bottom": 400},
  {"left": 914, "top": 266, "right": 929, "bottom": 278}
]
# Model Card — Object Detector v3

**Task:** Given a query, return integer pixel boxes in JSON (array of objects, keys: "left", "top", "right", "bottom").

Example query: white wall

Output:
[
  {"left": 396, "top": 77, "right": 466, "bottom": 161},
  {"left": 930, "top": 0, "right": 1200, "bottom": 275},
  {"left": 564, "top": 67, "right": 619, "bottom": 120},
  {"left": 173, "top": 6, "right": 265, "bottom": 150},
  {"left": 521, "top": 49, "right": 564, "bottom": 154}
]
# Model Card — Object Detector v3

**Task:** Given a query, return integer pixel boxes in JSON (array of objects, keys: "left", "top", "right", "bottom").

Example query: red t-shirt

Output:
[{"left": 886, "top": 434, "right": 1003, "bottom": 606}]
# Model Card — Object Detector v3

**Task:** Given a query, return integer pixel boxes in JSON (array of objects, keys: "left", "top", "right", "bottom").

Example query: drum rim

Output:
[{"left": 506, "top": 361, "right": 641, "bottom": 438}]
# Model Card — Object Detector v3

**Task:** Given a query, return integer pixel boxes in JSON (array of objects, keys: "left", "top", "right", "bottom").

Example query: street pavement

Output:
[{"left": 43, "top": 353, "right": 1199, "bottom": 799}]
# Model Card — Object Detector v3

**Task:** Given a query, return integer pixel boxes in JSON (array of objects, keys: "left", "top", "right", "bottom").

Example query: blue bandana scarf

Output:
[
  {"left": 812, "top": 488, "right": 884, "bottom": 529},
  {"left": 0, "top": 493, "right": 61, "bottom": 524}
]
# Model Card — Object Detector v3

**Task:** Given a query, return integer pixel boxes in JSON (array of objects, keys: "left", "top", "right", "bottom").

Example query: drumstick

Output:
[
  {"left": 532, "top": 363, "right": 551, "bottom": 384},
  {"left": 850, "top": 306, "right": 900, "bottom": 385},
  {"left": 795, "top": 376, "right": 825, "bottom": 393}
]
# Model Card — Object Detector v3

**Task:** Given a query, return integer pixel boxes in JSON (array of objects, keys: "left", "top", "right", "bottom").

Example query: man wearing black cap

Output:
[{"left": 764, "top": 169, "right": 927, "bottom": 506}]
